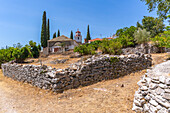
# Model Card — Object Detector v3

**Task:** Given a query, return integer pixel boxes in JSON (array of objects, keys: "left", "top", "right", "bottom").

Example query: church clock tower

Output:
[{"left": 74, "top": 29, "right": 82, "bottom": 44}]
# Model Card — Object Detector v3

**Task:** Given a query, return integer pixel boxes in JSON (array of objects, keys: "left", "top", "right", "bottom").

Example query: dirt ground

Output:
[
  {"left": 0, "top": 53, "right": 169, "bottom": 113},
  {"left": 21, "top": 52, "right": 82, "bottom": 69}
]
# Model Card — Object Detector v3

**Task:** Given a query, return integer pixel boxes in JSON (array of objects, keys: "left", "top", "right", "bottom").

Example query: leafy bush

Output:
[
  {"left": 151, "top": 30, "right": 170, "bottom": 52},
  {"left": 99, "top": 39, "right": 122, "bottom": 55},
  {"left": 74, "top": 44, "right": 96, "bottom": 55},
  {"left": 74, "top": 39, "right": 122, "bottom": 55}
]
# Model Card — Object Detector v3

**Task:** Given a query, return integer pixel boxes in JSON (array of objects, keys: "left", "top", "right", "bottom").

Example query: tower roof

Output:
[{"left": 76, "top": 29, "right": 81, "bottom": 33}]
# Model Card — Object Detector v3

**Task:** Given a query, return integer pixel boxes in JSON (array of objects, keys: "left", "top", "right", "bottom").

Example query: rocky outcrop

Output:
[
  {"left": 132, "top": 61, "right": 170, "bottom": 113},
  {"left": 2, "top": 53, "right": 152, "bottom": 93}
]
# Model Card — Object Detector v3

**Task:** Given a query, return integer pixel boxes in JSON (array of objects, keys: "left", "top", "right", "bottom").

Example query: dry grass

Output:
[
  {"left": 0, "top": 53, "right": 168, "bottom": 113},
  {"left": 21, "top": 53, "right": 82, "bottom": 69}
]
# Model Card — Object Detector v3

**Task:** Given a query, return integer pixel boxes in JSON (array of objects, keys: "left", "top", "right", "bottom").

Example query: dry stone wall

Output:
[
  {"left": 132, "top": 61, "right": 170, "bottom": 113},
  {"left": 2, "top": 53, "right": 152, "bottom": 93}
]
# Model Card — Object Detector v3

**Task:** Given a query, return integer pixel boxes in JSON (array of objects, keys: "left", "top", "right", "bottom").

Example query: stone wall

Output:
[
  {"left": 132, "top": 61, "right": 170, "bottom": 113},
  {"left": 1, "top": 53, "right": 152, "bottom": 93},
  {"left": 121, "top": 44, "right": 170, "bottom": 55}
]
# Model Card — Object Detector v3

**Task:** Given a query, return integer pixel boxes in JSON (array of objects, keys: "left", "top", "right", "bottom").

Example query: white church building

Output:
[{"left": 46, "top": 29, "right": 82, "bottom": 54}]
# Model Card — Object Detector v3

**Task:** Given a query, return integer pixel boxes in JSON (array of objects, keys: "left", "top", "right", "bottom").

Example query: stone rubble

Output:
[
  {"left": 132, "top": 60, "right": 170, "bottom": 113},
  {"left": 1, "top": 53, "right": 152, "bottom": 93}
]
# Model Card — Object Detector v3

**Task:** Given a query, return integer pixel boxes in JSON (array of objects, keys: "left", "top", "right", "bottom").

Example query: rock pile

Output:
[
  {"left": 1, "top": 53, "right": 152, "bottom": 93},
  {"left": 132, "top": 61, "right": 170, "bottom": 113}
]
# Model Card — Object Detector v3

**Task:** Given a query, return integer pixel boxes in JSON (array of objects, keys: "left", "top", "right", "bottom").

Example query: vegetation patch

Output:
[{"left": 110, "top": 57, "right": 119, "bottom": 64}]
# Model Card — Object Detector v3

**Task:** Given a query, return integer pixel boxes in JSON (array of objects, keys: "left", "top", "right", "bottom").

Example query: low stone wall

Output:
[
  {"left": 2, "top": 53, "right": 152, "bottom": 93},
  {"left": 132, "top": 61, "right": 170, "bottom": 113}
]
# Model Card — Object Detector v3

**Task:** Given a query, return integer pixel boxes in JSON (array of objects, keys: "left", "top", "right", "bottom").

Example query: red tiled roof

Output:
[
  {"left": 76, "top": 31, "right": 81, "bottom": 33},
  {"left": 88, "top": 38, "right": 103, "bottom": 42}
]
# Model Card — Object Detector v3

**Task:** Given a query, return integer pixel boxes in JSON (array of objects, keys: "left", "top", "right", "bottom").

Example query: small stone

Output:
[
  {"left": 51, "top": 78, "right": 59, "bottom": 83},
  {"left": 149, "top": 83, "right": 158, "bottom": 90},
  {"left": 156, "top": 105, "right": 162, "bottom": 110},
  {"left": 163, "top": 93, "right": 170, "bottom": 100},
  {"left": 150, "top": 105, "right": 158, "bottom": 113},
  {"left": 152, "top": 79, "right": 160, "bottom": 83},
  {"left": 145, "top": 95, "right": 151, "bottom": 101},
  {"left": 140, "top": 99, "right": 146, "bottom": 105},
  {"left": 140, "top": 86, "right": 148, "bottom": 91},
  {"left": 159, "top": 76, "right": 166, "bottom": 83},
  {"left": 149, "top": 99, "right": 158, "bottom": 106},
  {"left": 155, "top": 87, "right": 165, "bottom": 95},
  {"left": 165, "top": 89, "right": 170, "bottom": 93},
  {"left": 143, "top": 104, "right": 149, "bottom": 112},
  {"left": 165, "top": 78, "right": 170, "bottom": 85},
  {"left": 155, "top": 97, "right": 170, "bottom": 108},
  {"left": 153, "top": 76, "right": 159, "bottom": 81},
  {"left": 159, "top": 84, "right": 167, "bottom": 89},
  {"left": 134, "top": 99, "right": 142, "bottom": 107},
  {"left": 132, "top": 104, "right": 143, "bottom": 112},
  {"left": 158, "top": 108, "right": 168, "bottom": 113},
  {"left": 168, "top": 108, "right": 170, "bottom": 113}
]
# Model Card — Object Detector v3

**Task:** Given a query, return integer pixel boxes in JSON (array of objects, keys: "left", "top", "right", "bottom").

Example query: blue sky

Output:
[{"left": 0, "top": 0, "right": 166, "bottom": 48}]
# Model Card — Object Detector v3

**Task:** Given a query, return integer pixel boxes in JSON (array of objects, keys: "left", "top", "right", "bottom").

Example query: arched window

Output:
[{"left": 78, "top": 37, "right": 79, "bottom": 40}]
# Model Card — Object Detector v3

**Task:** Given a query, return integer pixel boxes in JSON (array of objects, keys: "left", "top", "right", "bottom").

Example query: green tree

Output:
[
  {"left": 70, "top": 31, "right": 73, "bottom": 39},
  {"left": 116, "top": 26, "right": 137, "bottom": 47},
  {"left": 29, "top": 40, "right": 36, "bottom": 47},
  {"left": 12, "top": 47, "right": 30, "bottom": 63},
  {"left": 134, "top": 28, "right": 151, "bottom": 45},
  {"left": 28, "top": 40, "right": 40, "bottom": 58},
  {"left": 140, "top": 0, "right": 170, "bottom": 19},
  {"left": 47, "top": 18, "right": 50, "bottom": 40},
  {"left": 41, "top": 11, "right": 47, "bottom": 48},
  {"left": 16, "top": 43, "right": 22, "bottom": 49},
  {"left": 86, "top": 25, "right": 91, "bottom": 43},
  {"left": 137, "top": 22, "right": 143, "bottom": 29},
  {"left": 57, "top": 29, "right": 60, "bottom": 37},
  {"left": 38, "top": 44, "right": 41, "bottom": 51},
  {"left": 53, "top": 32, "right": 56, "bottom": 38},
  {"left": 138, "top": 16, "right": 165, "bottom": 38}
]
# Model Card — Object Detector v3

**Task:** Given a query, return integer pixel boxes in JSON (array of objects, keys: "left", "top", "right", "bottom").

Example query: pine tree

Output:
[
  {"left": 70, "top": 30, "right": 73, "bottom": 39},
  {"left": 47, "top": 18, "right": 50, "bottom": 40},
  {"left": 57, "top": 29, "right": 60, "bottom": 37},
  {"left": 53, "top": 32, "right": 56, "bottom": 38},
  {"left": 41, "top": 11, "right": 47, "bottom": 48},
  {"left": 86, "top": 25, "right": 91, "bottom": 43}
]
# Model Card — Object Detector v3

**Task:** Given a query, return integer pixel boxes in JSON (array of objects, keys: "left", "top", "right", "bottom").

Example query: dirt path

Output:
[{"left": 0, "top": 53, "right": 168, "bottom": 113}]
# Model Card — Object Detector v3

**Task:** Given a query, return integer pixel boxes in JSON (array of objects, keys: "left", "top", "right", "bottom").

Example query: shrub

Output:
[
  {"left": 99, "top": 39, "right": 122, "bottom": 55},
  {"left": 74, "top": 44, "right": 96, "bottom": 55},
  {"left": 134, "top": 28, "right": 151, "bottom": 44}
]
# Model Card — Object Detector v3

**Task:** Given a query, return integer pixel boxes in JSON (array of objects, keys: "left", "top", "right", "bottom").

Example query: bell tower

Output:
[{"left": 74, "top": 29, "right": 82, "bottom": 44}]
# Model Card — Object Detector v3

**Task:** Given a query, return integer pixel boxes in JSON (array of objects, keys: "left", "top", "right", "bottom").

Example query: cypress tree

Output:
[
  {"left": 57, "top": 29, "right": 60, "bottom": 37},
  {"left": 41, "top": 11, "right": 47, "bottom": 48},
  {"left": 47, "top": 18, "right": 50, "bottom": 40},
  {"left": 53, "top": 32, "right": 56, "bottom": 38},
  {"left": 70, "top": 30, "right": 73, "bottom": 39},
  {"left": 86, "top": 25, "right": 91, "bottom": 43}
]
